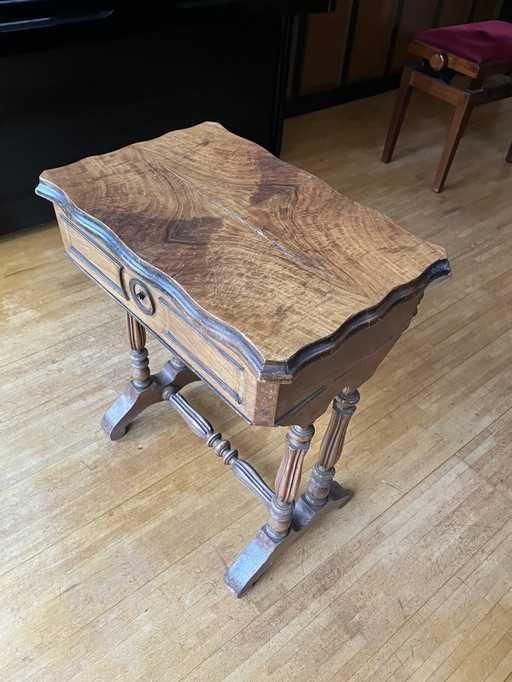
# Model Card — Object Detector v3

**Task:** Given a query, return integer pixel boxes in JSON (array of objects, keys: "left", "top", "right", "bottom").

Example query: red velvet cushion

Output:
[{"left": 415, "top": 20, "right": 512, "bottom": 65}]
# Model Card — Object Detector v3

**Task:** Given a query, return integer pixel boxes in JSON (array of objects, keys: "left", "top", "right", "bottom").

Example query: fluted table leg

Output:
[
  {"left": 265, "top": 425, "right": 314, "bottom": 541},
  {"left": 224, "top": 416, "right": 352, "bottom": 597},
  {"left": 127, "top": 313, "right": 151, "bottom": 389},
  {"left": 101, "top": 312, "right": 199, "bottom": 439},
  {"left": 304, "top": 387, "right": 360, "bottom": 509}
]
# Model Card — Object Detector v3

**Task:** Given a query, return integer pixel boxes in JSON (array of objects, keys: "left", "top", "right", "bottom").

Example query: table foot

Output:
[
  {"left": 101, "top": 379, "right": 168, "bottom": 440},
  {"left": 102, "top": 356, "right": 198, "bottom": 440},
  {"left": 224, "top": 482, "right": 351, "bottom": 597}
]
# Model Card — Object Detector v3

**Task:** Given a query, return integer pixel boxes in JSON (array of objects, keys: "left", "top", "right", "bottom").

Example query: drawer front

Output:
[
  {"left": 122, "top": 268, "right": 246, "bottom": 410},
  {"left": 57, "top": 210, "right": 247, "bottom": 412},
  {"left": 57, "top": 212, "right": 128, "bottom": 300}
]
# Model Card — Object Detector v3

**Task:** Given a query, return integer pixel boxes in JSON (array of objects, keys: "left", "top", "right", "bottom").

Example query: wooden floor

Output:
[{"left": 1, "top": 90, "right": 511, "bottom": 681}]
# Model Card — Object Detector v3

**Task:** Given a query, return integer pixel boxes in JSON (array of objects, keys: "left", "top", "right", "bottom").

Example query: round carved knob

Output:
[
  {"left": 129, "top": 278, "right": 154, "bottom": 315},
  {"left": 429, "top": 52, "right": 448, "bottom": 71}
]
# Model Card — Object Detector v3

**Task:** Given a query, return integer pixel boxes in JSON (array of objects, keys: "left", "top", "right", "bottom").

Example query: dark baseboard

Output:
[{"left": 285, "top": 73, "right": 403, "bottom": 118}]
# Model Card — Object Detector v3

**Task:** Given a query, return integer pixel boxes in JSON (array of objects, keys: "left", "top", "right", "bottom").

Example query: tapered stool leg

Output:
[
  {"left": 382, "top": 67, "right": 414, "bottom": 164},
  {"left": 101, "top": 312, "right": 198, "bottom": 439},
  {"left": 304, "top": 387, "right": 360, "bottom": 508},
  {"left": 433, "top": 91, "right": 473, "bottom": 192}
]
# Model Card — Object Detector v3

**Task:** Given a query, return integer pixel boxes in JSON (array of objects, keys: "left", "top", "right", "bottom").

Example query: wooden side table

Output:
[{"left": 36, "top": 122, "right": 451, "bottom": 596}]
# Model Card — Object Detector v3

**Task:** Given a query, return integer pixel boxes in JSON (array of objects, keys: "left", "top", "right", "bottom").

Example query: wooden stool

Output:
[
  {"left": 36, "top": 122, "right": 451, "bottom": 596},
  {"left": 382, "top": 20, "right": 512, "bottom": 192}
]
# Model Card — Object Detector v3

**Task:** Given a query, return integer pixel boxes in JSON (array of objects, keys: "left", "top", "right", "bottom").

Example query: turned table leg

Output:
[
  {"left": 265, "top": 425, "right": 315, "bottom": 541},
  {"left": 224, "top": 415, "right": 354, "bottom": 597},
  {"left": 127, "top": 312, "right": 151, "bottom": 390},
  {"left": 101, "top": 312, "right": 198, "bottom": 440},
  {"left": 303, "top": 387, "right": 360, "bottom": 509},
  {"left": 161, "top": 384, "right": 359, "bottom": 597}
]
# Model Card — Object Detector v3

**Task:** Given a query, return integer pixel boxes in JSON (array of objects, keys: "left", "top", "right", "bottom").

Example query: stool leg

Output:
[
  {"left": 433, "top": 91, "right": 473, "bottom": 193},
  {"left": 101, "top": 312, "right": 198, "bottom": 439},
  {"left": 304, "top": 387, "right": 360, "bottom": 509},
  {"left": 265, "top": 424, "right": 315, "bottom": 541},
  {"left": 382, "top": 67, "right": 414, "bottom": 164}
]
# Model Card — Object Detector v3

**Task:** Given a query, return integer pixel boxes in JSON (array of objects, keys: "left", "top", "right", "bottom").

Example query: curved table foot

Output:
[
  {"left": 224, "top": 481, "right": 351, "bottom": 597},
  {"left": 101, "top": 379, "right": 167, "bottom": 440},
  {"left": 102, "top": 358, "right": 199, "bottom": 440}
]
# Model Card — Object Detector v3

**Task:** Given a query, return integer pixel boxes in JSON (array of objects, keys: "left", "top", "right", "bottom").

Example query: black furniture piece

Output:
[{"left": 1, "top": 0, "right": 333, "bottom": 234}]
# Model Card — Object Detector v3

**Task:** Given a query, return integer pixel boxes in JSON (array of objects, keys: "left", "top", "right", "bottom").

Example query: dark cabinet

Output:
[{"left": 1, "top": 0, "right": 332, "bottom": 234}]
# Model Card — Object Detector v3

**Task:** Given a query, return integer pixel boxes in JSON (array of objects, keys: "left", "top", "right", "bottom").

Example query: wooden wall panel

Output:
[
  {"left": 299, "top": 1, "right": 354, "bottom": 95},
  {"left": 391, "top": 0, "right": 438, "bottom": 71},
  {"left": 346, "top": 0, "right": 400, "bottom": 84},
  {"left": 439, "top": 0, "right": 474, "bottom": 27},
  {"left": 291, "top": 0, "right": 507, "bottom": 114},
  {"left": 471, "top": 0, "right": 504, "bottom": 21}
]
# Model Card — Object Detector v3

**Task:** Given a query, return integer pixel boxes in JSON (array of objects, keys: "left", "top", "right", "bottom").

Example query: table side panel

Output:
[{"left": 270, "top": 294, "right": 421, "bottom": 427}]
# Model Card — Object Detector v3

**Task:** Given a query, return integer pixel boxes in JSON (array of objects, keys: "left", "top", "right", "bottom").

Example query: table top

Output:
[{"left": 37, "top": 122, "right": 449, "bottom": 366}]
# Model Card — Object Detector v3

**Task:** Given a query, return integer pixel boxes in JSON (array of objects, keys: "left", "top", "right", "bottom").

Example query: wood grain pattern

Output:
[{"left": 36, "top": 122, "right": 448, "bottom": 365}]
